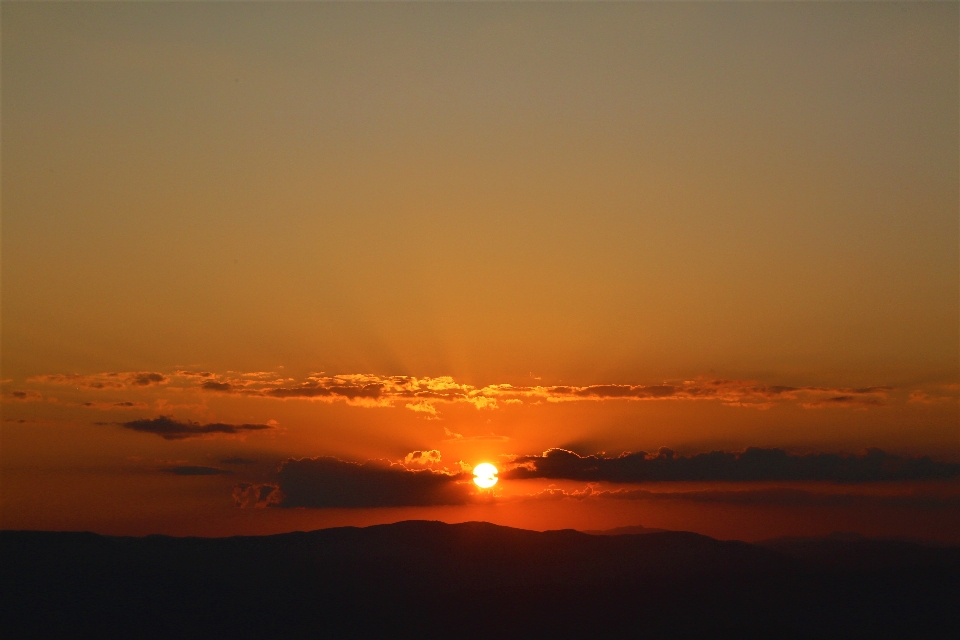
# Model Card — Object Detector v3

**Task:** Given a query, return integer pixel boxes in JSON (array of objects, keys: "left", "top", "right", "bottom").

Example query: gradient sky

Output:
[{"left": 2, "top": 2, "right": 958, "bottom": 540}]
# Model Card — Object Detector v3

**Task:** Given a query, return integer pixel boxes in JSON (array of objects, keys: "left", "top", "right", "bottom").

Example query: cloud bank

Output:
[
  {"left": 23, "top": 369, "right": 949, "bottom": 415},
  {"left": 504, "top": 448, "right": 960, "bottom": 483},
  {"left": 228, "top": 447, "right": 960, "bottom": 511},
  {"left": 265, "top": 456, "right": 472, "bottom": 508},
  {"left": 189, "top": 373, "right": 893, "bottom": 411}
]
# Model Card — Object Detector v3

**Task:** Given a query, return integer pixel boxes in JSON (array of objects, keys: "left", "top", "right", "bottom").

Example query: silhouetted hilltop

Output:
[
  {"left": 581, "top": 523, "right": 669, "bottom": 535},
  {"left": 3, "top": 521, "right": 958, "bottom": 638}
]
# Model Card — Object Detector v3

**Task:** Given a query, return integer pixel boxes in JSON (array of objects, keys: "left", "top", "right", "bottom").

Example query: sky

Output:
[{"left": 2, "top": 1, "right": 958, "bottom": 541}]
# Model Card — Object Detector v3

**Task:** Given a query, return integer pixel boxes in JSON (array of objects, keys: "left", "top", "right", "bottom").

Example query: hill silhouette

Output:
[
  {"left": 582, "top": 523, "right": 668, "bottom": 535},
  {"left": 2, "top": 521, "right": 958, "bottom": 638}
]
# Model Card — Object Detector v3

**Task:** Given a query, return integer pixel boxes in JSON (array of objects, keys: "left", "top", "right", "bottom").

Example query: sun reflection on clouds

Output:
[{"left": 14, "top": 370, "right": 909, "bottom": 417}]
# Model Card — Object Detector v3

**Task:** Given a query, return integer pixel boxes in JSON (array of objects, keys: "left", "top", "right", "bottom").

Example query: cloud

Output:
[
  {"left": 520, "top": 381, "right": 891, "bottom": 409},
  {"left": 800, "top": 394, "right": 885, "bottom": 409},
  {"left": 161, "top": 465, "right": 231, "bottom": 476},
  {"left": 261, "top": 375, "right": 389, "bottom": 401},
  {"left": 189, "top": 372, "right": 892, "bottom": 412},
  {"left": 118, "top": 416, "right": 274, "bottom": 440},
  {"left": 504, "top": 447, "right": 960, "bottom": 483},
  {"left": 3, "top": 390, "right": 44, "bottom": 402},
  {"left": 908, "top": 388, "right": 959, "bottom": 404},
  {"left": 129, "top": 372, "right": 166, "bottom": 386},
  {"left": 80, "top": 401, "right": 149, "bottom": 410},
  {"left": 270, "top": 456, "right": 472, "bottom": 508},
  {"left": 221, "top": 457, "right": 257, "bottom": 465},
  {"left": 232, "top": 447, "right": 960, "bottom": 511},
  {"left": 405, "top": 401, "right": 438, "bottom": 416},
  {"left": 23, "top": 369, "right": 907, "bottom": 413},
  {"left": 233, "top": 483, "right": 282, "bottom": 508},
  {"left": 201, "top": 381, "right": 233, "bottom": 392},
  {"left": 403, "top": 450, "right": 443, "bottom": 467},
  {"left": 28, "top": 372, "right": 168, "bottom": 389}
]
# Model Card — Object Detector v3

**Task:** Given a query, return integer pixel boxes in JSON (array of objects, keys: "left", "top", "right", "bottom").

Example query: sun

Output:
[{"left": 473, "top": 463, "right": 498, "bottom": 489}]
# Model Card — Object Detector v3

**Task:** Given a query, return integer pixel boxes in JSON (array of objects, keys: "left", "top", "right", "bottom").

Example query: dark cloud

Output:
[
  {"left": 271, "top": 457, "right": 472, "bottom": 508},
  {"left": 175, "top": 370, "right": 214, "bottom": 378},
  {"left": 28, "top": 372, "right": 168, "bottom": 389},
  {"left": 221, "top": 457, "right": 257, "bottom": 465},
  {"left": 80, "top": 400, "right": 148, "bottom": 410},
  {"left": 119, "top": 416, "right": 273, "bottom": 440},
  {"left": 264, "top": 383, "right": 384, "bottom": 400},
  {"left": 129, "top": 372, "right": 166, "bottom": 386},
  {"left": 504, "top": 447, "right": 960, "bottom": 483},
  {"left": 4, "top": 390, "right": 43, "bottom": 402},
  {"left": 161, "top": 466, "right": 231, "bottom": 476},
  {"left": 566, "top": 384, "right": 680, "bottom": 399},
  {"left": 197, "top": 376, "right": 388, "bottom": 401},
  {"left": 201, "top": 381, "right": 233, "bottom": 392}
]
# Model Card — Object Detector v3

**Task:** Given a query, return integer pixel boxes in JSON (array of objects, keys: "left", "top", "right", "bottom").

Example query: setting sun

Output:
[{"left": 473, "top": 463, "right": 498, "bottom": 489}]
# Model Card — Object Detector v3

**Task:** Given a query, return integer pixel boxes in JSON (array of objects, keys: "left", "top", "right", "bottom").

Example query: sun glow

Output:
[{"left": 473, "top": 463, "right": 498, "bottom": 489}]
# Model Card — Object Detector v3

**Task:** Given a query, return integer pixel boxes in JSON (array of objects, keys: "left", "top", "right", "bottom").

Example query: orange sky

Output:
[{"left": 2, "top": 2, "right": 957, "bottom": 540}]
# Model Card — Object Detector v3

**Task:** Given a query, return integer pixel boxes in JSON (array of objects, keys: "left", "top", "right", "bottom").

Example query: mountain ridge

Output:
[{"left": 3, "top": 520, "right": 958, "bottom": 638}]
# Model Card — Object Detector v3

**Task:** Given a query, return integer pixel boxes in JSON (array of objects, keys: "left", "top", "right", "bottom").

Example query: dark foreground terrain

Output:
[{"left": 2, "top": 521, "right": 958, "bottom": 639}]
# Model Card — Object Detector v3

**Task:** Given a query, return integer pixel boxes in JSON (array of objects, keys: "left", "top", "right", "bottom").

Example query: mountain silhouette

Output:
[
  {"left": 582, "top": 524, "right": 669, "bottom": 535},
  {"left": 3, "top": 521, "right": 958, "bottom": 638}
]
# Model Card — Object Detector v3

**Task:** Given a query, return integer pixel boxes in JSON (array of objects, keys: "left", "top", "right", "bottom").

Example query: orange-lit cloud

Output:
[
  {"left": 187, "top": 373, "right": 894, "bottom": 411},
  {"left": 403, "top": 450, "right": 443, "bottom": 467},
  {"left": 908, "top": 386, "right": 960, "bottom": 405},
  {"left": 25, "top": 370, "right": 898, "bottom": 413}
]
